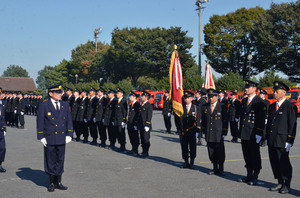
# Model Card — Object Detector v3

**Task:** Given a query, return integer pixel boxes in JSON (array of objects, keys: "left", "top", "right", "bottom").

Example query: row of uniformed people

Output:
[
  {"left": 178, "top": 80, "right": 296, "bottom": 194},
  {"left": 63, "top": 87, "right": 153, "bottom": 158}
]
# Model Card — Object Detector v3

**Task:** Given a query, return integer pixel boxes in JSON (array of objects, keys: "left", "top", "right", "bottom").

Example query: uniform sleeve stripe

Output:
[
  {"left": 288, "top": 135, "right": 295, "bottom": 138},
  {"left": 257, "top": 128, "right": 264, "bottom": 132}
]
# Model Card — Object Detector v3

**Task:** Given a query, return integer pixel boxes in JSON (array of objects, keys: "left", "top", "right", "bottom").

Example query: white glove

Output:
[
  {"left": 256, "top": 135, "right": 262, "bottom": 144},
  {"left": 4, "top": 131, "right": 6, "bottom": 136},
  {"left": 21, "top": 112, "right": 24, "bottom": 115},
  {"left": 235, "top": 118, "right": 239, "bottom": 122},
  {"left": 222, "top": 135, "right": 226, "bottom": 140},
  {"left": 83, "top": 118, "right": 87, "bottom": 123},
  {"left": 102, "top": 119, "right": 104, "bottom": 123},
  {"left": 168, "top": 113, "right": 171, "bottom": 117},
  {"left": 134, "top": 126, "right": 137, "bottom": 130},
  {"left": 196, "top": 133, "right": 199, "bottom": 138},
  {"left": 264, "top": 140, "right": 267, "bottom": 145},
  {"left": 285, "top": 142, "right": 292, "bottom": 152},
  {"left": 41, "top": 138, "right": 47, "bottom": 147},
  {"left": 265, "top": 119, "right": 268, "bottom": 124},
  {"left": 93, "top": 117, "right": 96, "bottom": 123},
  {"left": 145, "top": 126, "right": 150, "bottom": 132},
  {"left": 66, "top": 136, "right": 72, "bottom": 144},
  {"left": 112, "top": 122, "right": 115, "bottom": 126},
  {"left": 14, "top": 110, "right": 17, "bottom": 114},
  {"left": 122, "top": 122, "right": 126, "bottom": 128}
]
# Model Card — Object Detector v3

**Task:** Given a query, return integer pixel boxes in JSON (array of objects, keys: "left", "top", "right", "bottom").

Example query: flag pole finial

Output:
[
  {"left": 174, "top": 45, "right": 177, "bottom": 50},
  {"left": 206, "top": 60, "right": 209, "bottom": 64}
]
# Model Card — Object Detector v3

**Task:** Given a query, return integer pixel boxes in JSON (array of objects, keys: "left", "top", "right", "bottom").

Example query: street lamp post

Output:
[
  {"left": 247, "top": 54, "right": 253, "bottom": 79},
  {"left": 75, "top": 74, "right": 78, "bottom": 85},
  {"left": 94, "top": 28, "right": 102, "bottom": 52},
  {"left": 195, "top": 0, "right": 208, "bottom": 77}
]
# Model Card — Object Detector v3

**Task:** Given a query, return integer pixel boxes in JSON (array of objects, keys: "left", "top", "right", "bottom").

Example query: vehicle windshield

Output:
[
  {"left": 286, "top": 92, "right": 299, "bottom": 101},
  {"left": 154, "top": 93, "right": 162, "bottom": 101}
]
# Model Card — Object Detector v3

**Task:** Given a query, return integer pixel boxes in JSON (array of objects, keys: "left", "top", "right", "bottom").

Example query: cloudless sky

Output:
[{"left": 0, "top": 0, "right": 295, "bottom": 82}]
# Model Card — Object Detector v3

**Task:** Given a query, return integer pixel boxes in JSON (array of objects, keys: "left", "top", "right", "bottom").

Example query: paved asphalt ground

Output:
[{"left": 0, "top": 111, "right": 299, "bottom": 198}]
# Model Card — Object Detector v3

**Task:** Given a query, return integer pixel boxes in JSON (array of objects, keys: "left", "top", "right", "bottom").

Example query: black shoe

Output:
[
  {"left": 0, "top": 166, "right": 6, "bottom": 173},
  {"left": 279, "top": 185, "right": 290, "bottom": 194},
  {"left": 197, "top": 139, "right": 202, "bottom": 145},
  {"left": 90, "top": 141, "right": 97, "bottom": 146},
  {"left": 181, "top": 162, "right": 190, "bottom": 169},
  {"left": 238, "top": 176, "right": 252, "bottom": 183},
  {"left": 82, "top": 139, "right": 88, "bottom": 144},
  {"left": 132, "top": 151, "right": 139, "bottom": 157},
  {"left": 20, "top": 125, "right": 24, "bottom": 129},
  {"left": 140, "top": 153, "right": 149, "bottom": 158},
  {"left": 75, "top": 137, "right": 80, "bottom": 142},
  {"left": 48, "top": 183, "right": 55, "bottom": 192},
  {"left": 269, "top": 183, "right": 282, "bottom": 191},
  {"left": 100, "top": 143, "right": 107, "bottom": 148},
  {"left": 54, "top": 175, "right": 68, "bottom": 190},
  {"left": 248, "top": 177, "right": 258, "bottom": 186},
  {"left": 108, "top": 145, "right": 116, "bottom": 150}
]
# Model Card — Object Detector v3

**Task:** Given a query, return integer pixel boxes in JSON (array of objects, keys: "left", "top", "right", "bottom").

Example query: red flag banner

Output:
[
  {"left": 202, "top": 61, "right": 216, "bottom": 89},
  {"left": 169, "top": 50, "right": 183, "bottom": 117}
]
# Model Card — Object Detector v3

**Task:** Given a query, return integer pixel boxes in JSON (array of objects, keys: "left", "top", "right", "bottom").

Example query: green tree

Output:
[
  {"left": 108, "top": 27, "right": 196, "bottom": 85},
  {"left": 44, "top": 59, "right": 70, "bottom": 87},
  {"left": 252, "top": 1, "right": 300, "bottom": 82},
  {"left": 183, "top": 64, "right": 204, "bottom": 90},
  {"left": 215, "top": 72, "right": 244, "bottom": 91},
  {"left": 258, "top": 70, "right": 295, "bottom": 88},
  {"left": 203, "top": 7, "right": 266, "bottom": 79},
  {"left": 36, "top": 66, "right": 54, "bottom": 90},
  {"left": 2, "top": 64, "right": 29, "bottom": 77},
  {"left": 117, "top": 79, "right": 135, "bottom": 95},
  {"left": 136, "top": 76, "right": 157, "bottom": 90}
]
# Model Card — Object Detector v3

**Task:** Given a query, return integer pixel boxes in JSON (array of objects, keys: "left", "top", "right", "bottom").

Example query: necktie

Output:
[
  {"left": 276, "top": 103, "right": 279, "bottom": 111},
  {"left": 55, "top": 101, "right": 59, "bottom": 111},
  {"left": 186, "top": 105, "right": 189, "bottom": 114},
  {"left": 211, "top": 104, "right": 214, "bottom": 113},
  {"left": 247, "top": 98, "right": 250, "bottom": 105}
]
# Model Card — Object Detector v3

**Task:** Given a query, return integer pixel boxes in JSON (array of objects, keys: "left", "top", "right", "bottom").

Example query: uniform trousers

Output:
[
  {"left": 180, "top": 130, "right": 196, "bottom": 160},
  {"left": 139, "top": 129, "right": 150, "bottom": 154},
  {"left": 127, "top": 126, "right": 139, "bottom": 150},
  {"left": 88, "top": 121, "right": 98, "bottom": 141},
  {"left": 0, "top": 136, "right": 6, "bottom": 162},
  {"left": 268, "top": 146, "right": 292, "bottom": 184},
  {"left": 18, "top": 114, "right": 25, "bottom": 126},
  {"left": 207, "top": 141, "right": 225, "bottom": 164},
  {"left": 116, "top": 125, "right": 126, "bottom": 147},
  {"left": 163, "top": 115, "right": 171, "bottom": 132},
  {"left": 108, "top": 125, "right": 117, "bottom": 146},
  {"left": 230, "top": 121, "right": 238, "bottom": 141},
  {"left": 241, "top": 139, "right": 262, "bottom": 171},
  {"left": 97, "top": 121, "right": 107, "bottom": 143},
  {"left": 44, "top": 144, "right": 65, "bottom": 176}
]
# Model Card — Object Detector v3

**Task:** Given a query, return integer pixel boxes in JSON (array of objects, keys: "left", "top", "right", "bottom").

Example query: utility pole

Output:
[
  {"left": 94, "top": 28, "right": 102, "bottom": 52},
  {"left": 195, "top": 0, "right": 208, "bottom": 77}
]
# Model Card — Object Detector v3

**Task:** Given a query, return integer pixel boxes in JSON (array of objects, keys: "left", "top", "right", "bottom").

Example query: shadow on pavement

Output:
[
  {"left": 154, "top": 134, "right": 180, "bottom": 144},
  {"left": 16, "top": 167, "right": 48, "bottom": 187},
  {"left": 148, "top": 155, "right": 182, "bottom": 168}
]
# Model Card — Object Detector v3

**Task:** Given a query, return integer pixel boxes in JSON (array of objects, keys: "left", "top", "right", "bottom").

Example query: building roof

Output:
[{"left": 0, "top": 77, "right": 36, "bottom": 92}]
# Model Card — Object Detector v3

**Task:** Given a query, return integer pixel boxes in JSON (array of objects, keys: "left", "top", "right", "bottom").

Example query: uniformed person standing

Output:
[
  {"left": 218, "top": 90, "right": 228, "bottom": 107},
  {"left": 180, "top": 91, "right": 201, "bottom": 169},
  {"left": 193, "top": 88, "right": 208, "bottom": 145},
  {"left": 76, "top": 90, "right": 89, "bottom": 143},
  {"left": 95, "top": 88, "right": 108, "bottom": 147},
  {"left": 17, "top": 92, "right": 26, "bottom": 129},
  {"left": 5, "top": 93, "right": 12, "bottom": 126},
  {"left": 114, "top": 88, "right": 128, "bottom": 152},
  {"left": 71, "top": 89, "right": 81, "bottom": 141},
  {"left": 162, "top": 90, "right": 172, "bottom": 134},
  {"left": 259, "top": 89, "right": 270, "bottom": 146},
  {"left": 202, "top": 89, "right": 228, "bottom": 175},
  {"left": 229, "top": 91, "right": 241, "bottom": 143},
  {"left": 11, "top": 93, "right": 19, "bottom": 127},
  {"left": 266, "top": 81, "right": 297, "bottom": 194},
  {"left": 86, "top": 88, "right": 99, "bottom": 145},
  {"left": 37, "top": 84, "right": 73, "bottom": 192},
  {"left": 0, "top": 88, "right": 7, "bottom": 172},
  {"left": 127, "top": 91, "right": 140, "bottom": 156},
  {"left": 103, "top": 89, "right": 117, "bottom": 150},
  {"left": 137, "top": 91, "right": 153, "bottom": 158},
  {"left": 238, "top": 80, "right": 266, "bottom": 185}
]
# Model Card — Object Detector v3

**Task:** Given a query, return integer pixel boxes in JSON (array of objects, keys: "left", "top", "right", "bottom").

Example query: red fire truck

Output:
[{"left": 286, "top": 87, "right": 300, "bottom": 114}]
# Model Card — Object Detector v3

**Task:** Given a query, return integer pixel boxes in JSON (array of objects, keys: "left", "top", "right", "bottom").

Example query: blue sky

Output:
[{"left": 0, "top": 0, "right": 295, "bottom": 82}]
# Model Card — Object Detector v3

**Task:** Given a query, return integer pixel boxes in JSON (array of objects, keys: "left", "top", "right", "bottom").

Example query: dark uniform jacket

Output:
[
  {"left": 229, "top": 99, "right": 241, "bottom": 122},
  {"left": 67, "top": 95, "right": 75, "bottom": 110},
  {"left": 37, "top": 100, "right": 73, "bottom": 145},
  {"left": 6, "top": 97, "right": 12, "bottom": 113},
  {"left": 76, "top": 97, "right": 89, "bottom": 122},
  {"left": 266, "top": 99, "right": 297, "bottom": 148},
  {"left": 138, "top": 101, "right": 153, "bottom": 131},
  {"left": 127, "top": 101, "right": 140, "bottom": 129},
  {"left": 1, "top": 100, "right": 7, "bottom": 113},
  {"left": 113, "top": 98, "right": 127, "bottom": 125},
  {"left": 181, "top": 104, "right": 201, "bottom": 134},
  {"left": 12, "top": 97, "right": 19, "bottom": 112},
  {"left": 202, "top": 102, "right": 228, "bottom": 142},
  {"left": 17, "top": 98, "right": 26, "bottom": 114},
  {"left": 240, "top": 96, "right": 266, "bottom": 140},
  {"left": 103, "top": 98, "right": 117, "bottom": 126},
  {"left": 95, "top": 96, "right": 108, "bottom": 122},
  {"left": 86, "top": 96, "right": 98, "bottom": 121},
  {"left": 262, "top": 99, "right": 270, "bottom": 120},
  {"left": 193, "top": 97, "right": 207, "bottom": 107},
  {"left": 71, "top": 97, "right": 81, "bottom": 121},
  {"left": 219, "top": 97, "right": 228, "bottom": 107},
  {"left": 0, "top": 103, "right": 6, "bottom": 138},
  {"left": 162, "top": 96, "right": 172, "bottom": 116}
]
